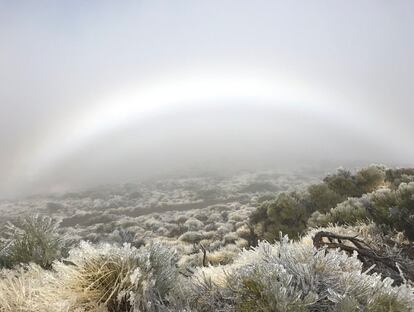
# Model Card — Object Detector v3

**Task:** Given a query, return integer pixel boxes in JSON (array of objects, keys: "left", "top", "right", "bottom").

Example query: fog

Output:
[{"left": 1, "top": 1, "right": 414, "bottom": 198}]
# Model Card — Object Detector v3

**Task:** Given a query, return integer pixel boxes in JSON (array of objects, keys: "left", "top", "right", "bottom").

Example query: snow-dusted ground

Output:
[{"left": 0, "top": 170, "right": 320, "bottom": 267}]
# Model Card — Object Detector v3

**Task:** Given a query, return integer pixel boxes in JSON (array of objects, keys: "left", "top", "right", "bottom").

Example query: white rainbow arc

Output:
[{"left": 20, "top": 69, "right": 400, "bottom": 184}]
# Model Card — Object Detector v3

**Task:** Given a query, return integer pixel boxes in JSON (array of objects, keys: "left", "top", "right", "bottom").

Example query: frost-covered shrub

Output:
[
  {"left": 193, "top": 212, "right": 208, "bottom": 222},
  {"left": 216, "top": 223, "right": 233, "bottom": 236},
  {"left": 221, "top": 210, "right": 229, "bottom": 221},
  {"left": 0, "top": 215, "right": 67, "bottom": 269},
  {"left": 154, "top": 226, "right": 169, "bottom": 236},
  {"left": 226, "top": 242, "right": 318, "bottom": 311},
  {"left": 235, "top": 238, "right": 249, "bottom": 249},
  {"left": 183, "top": 231, "right": 414, "bottom": 311},
  {"left": 206, "top": 244, "right": 239, "bottom": 266},
  {"left": 175, "top": 215, "right": 188, "bottom": 224},
  {"left": 202, "top": 231, "right": 216, "bottom": 240},
  {"left": 179, "top": 231, "right": 204, "bottom": 243},
  {"left": 184, "top": 217, "right": 204, "bottom": 231},
  {"left": 95, "top": 222, "right": 116, "bottom": 234},
  {"left": 177, "top": 252, "right": 203, "bottom": 268},
  {"left": 233, "top": 221, "right": 246, "bottom": 229},
  {"left": 209, "top": 240, "right": 224, "bottom": 251},
  {"left": 55, "top": 242, "right": 139, "bottom": 311},
  {"left": 54, "top": 241, "right": 180, "bottom": 312},
  {"left": 163, "top": 223, "right": 181, "bottom": 237},
  {"left": 129, "top": 242, "right": 180, "bottom": 311},
  {"left": 84, "top": 232, "right": 101, "bottom": 243},
  {"left": 0, "top": 264, "right": 67, "bottom": 312},
  {"left": 203, "top": 223, "right": 217, "bottom": 231},
  {"left": 144, "top": 218, "right": 163, "bottom": 231},
  {"left": 108, "top": 228, "right": 144, "bottom": 249},
  {"left": 228, "top": 211, "right": 245, "bottom": 222},
  {"left": 207, "top": 212, "right": 223, "bottom": 223},
  {"left": 223, "top": 232, "right": 238, "bottom": 244},
  {"left": 199, "top": 239, "right": 213, "bottom": 249}
]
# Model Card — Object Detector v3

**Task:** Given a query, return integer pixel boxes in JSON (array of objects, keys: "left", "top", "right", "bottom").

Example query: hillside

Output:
[{"left": 0, "top": 166, "right": 413, "bottom": 311}]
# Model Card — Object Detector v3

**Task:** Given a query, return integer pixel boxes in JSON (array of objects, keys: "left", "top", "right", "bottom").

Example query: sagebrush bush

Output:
[{"left": 0, "top": 215, "right": 67, "bottom": 269}]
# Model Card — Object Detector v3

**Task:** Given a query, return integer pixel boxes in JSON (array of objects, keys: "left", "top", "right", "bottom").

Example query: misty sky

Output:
[{"left": 1, "top": 1, "right": 414, "bottom": 198}]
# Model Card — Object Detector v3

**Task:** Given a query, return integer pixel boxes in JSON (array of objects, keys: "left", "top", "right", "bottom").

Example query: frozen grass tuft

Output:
[{"left": 0, "top": 215, "right": 67, "bottom": 269}]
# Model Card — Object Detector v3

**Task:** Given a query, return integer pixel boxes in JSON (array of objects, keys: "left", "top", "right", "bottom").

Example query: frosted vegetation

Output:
[{"left": 0, "top": 167, "right": 413, "bottom": 311}]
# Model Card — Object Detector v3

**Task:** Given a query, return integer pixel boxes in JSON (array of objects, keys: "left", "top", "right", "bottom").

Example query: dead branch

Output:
[
  {"left": 313, "top": 231, "right": 414, "bottom": 285},
  {"left": 200, "top": 243, "right": 208, "bottom": 267}
]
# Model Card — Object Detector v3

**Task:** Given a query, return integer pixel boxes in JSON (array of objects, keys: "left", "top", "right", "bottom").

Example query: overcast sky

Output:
[{"left": 1, "top": 1, "right": 414, "bottom": 198}]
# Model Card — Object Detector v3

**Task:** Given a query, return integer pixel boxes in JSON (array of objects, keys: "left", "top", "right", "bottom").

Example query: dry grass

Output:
[
  {"left": 0, "top": 264, "right": 69, "bottom": 312},
  {"left": 54, "top": 242, "right": 138, "bottom": 312}
]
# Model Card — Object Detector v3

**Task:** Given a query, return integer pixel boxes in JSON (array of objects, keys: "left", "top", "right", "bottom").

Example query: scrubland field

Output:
[{"left": 0, "top": 166, "right": 413, "bottom": 311}]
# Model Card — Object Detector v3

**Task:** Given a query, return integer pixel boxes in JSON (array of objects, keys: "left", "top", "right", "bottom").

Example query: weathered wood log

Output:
[{"left": 313, "top": 231, "right": 414, "bottom": 285}]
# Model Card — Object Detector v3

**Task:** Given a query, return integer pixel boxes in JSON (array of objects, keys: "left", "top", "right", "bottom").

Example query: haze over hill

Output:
[{"left": 1, "top": 1, "right": 414, "bottom": 197}]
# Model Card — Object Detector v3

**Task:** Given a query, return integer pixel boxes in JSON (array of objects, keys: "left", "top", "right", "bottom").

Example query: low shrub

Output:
[
  {"left": 0, "top": 215, "right": 67, "bottom": 269},
  {"left": 179, "top": 231, "right": 204, "bottom": 243}
]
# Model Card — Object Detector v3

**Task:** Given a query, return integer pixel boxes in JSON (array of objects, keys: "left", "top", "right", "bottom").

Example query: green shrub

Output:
[
  {"left": 385, "top": 168, "right": 414, "bottom": 189},
  {"left": 323, "top": 165, "right": 385, "bottom": 197},
  {"left": 265, "top": 192, "right": 309, "bottom": 239},
  {"left": 309, "top": 182, "right": 414, "bottom": 240},
  {"left": 323, "top": 168, "right": 361, "bottom": 197},
  {"left": 250, "top": 166, "right": 386, "bottom": 242},
  {"left": 371, "top": 182, "right": 414, "bottom": 240},
  {"left": 307, "top": 183, "right": 343, "bottom": 213},
  {"left": 250, "top": 191, "right": 309, "bottom": 240},
  {"left": 308, "top": 197, "right": 370, "bottom": 227}
]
